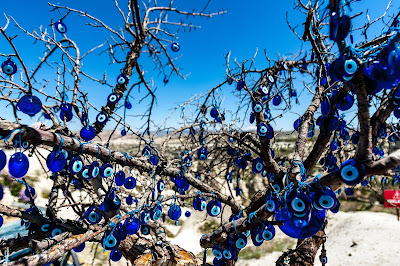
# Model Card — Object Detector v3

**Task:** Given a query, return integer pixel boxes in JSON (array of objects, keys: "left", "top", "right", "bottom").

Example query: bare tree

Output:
[{"left": 0, "top": 0, "right": 399, "bottom": 265}]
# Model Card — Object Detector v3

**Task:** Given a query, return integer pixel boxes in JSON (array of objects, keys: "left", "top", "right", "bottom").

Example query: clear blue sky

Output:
[{"left": 1, "top": 0, "right": 399, "bottom": 132}]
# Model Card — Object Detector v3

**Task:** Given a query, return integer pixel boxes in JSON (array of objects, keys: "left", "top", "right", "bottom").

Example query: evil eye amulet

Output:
[
  {"left": 149, "top": 154, "right": 158, "bottom": 165},
  {"left": 110, "top": 250, "right": 122, "bottom": 262},
  {"left": 252, "top": 157, "right": 264, "bottom": 174},
  {"left": 171, "top": 42, "right": 180, "bottom": 52},
  {"left": 168, "top": 204, "right": 181, "bottom": 221},
  {"left": 124, "top": 176, "right": 136, "bottom": 189},
  {"left": 117, "top": 73, "right": 129, "bottom": 85},
  {"left": 259, "top": 85, "right": 268, "bottom": 95},
  {"left": 157, "top": 179, "right": 165, "bottom": 192},
  {"left": 107, "top": 93, "right": 119, "bottom": 105},
  {"left": 141, "top": 225, "right": 150, "bottom": 235},
  {"left": 340, "top": 159, "right": 366, "bottom": 185},
  {"left": 235, "top": 234, "right": 247, "bottom": 249},
  {"left": 96, "top": 112, "right": 109, "bottom": 124},
  {"left": 100, "top": 163, "right": 113, "bottom": 178},
  {"left": 103, "top": 230, "right": 121, "bottom": 250},
  {"left": 272, "top": 95, "right": 281, "bottom": 106},
  {"left": 88, "top": 161, "right": 100, "bottom": 179},
  {"left": 124, "top": 217, "right": 140, "bottom": 235},
  {"left": 142, "top": 146, "right": 151, "bottom": 157},
  {"left": 69, "top": 156, "right": 83, "bottom": 174},
  {"left": 46, "top": 151, "right": 66, "bottom": 173},
  {"left": 17, "top": 95, "right": 42, "bottom": 116},
  {"left": 55, "top": 20, "right": 67, "bottom": 33},
  {"left": 262, "top": 224, "right": 275, "bottom": 241},
  {"left": 252, "top": 101, "right": 263, "bottom": 113},
  {"left": 151, "top": 205, "right": 162, "bottom": 220},
  {"left": 1, "top": 58, "right": 17, "bottom": 75},
  {"left": 197, "top": 146, "right": 208, "bottom": 160},
  {"left": 80, "top": 126, "right": 96, "bottom": 141},
  {"left": 0, "top": 150, "right": 6, "bottom": 171},
  {"left": 115, "top": 170, "right": 126, "bottom": 186},
  {"left": 207, "top": 200, "right": 221, "bottom": 217},
  {"left": 85, "top": 206, "right": 102, "bottom": 224}
]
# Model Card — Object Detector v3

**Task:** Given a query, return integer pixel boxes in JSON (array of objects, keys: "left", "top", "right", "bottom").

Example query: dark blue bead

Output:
[
  {"left": 1, "top": 58, "right": 17, "bottom": 75},
  {"left": 17, "top": 95, "right": 42, "bottom": 116},
  {"left": 80, "top": 126, "right": 96, "bottom": 141},
  {"left": 55, "top": 20, "right": 67, "bottom": 33},
  {"left": 46, "top": 151, "right": 66, "bottom": 173},
  {"left": 0, "top": 150, "right": 6, "bottom": 171},
  {"left": 115, "top": 171, "right": 125, "bottom": 186}
]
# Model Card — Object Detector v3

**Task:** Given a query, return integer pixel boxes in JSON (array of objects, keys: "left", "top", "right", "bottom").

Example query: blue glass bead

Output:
[
  {"left": 88, "top": 161, "right": 100, "bottom": 179},
  {"left": 69, "top": 156, "right": 83, "bottom": 174},
  {"left": 250, "top": 227, "right": 264, "bottom": 246},
  {"left": 126, "top": 195, "right": 133, "bottom": 205},
  {"left": 266, "top": 74, "right": 275, "bottom": 83},
  {"left": 110, "top": 249, "right": 122, "bottom": 262},
  {"left": 1, "top": 58, "right": 17, "bottom": 75},
  {"left": 249, "top": 112, "right": 255, "bottom": 124},
  {"left": 344, "top": 59, "right": 357, "bottom": 74},
  {"left": 275, "top": 207, "right": 325, "bottom": 239},
  {"left": 185, "top": 210, "right": 191, "bottom": 217},
  {"left": 197, "top": 146, "right": 208, "bottom": 160},
  {"left": 210, "top": 107, "right": 219, "bottom": 118},
  {"left": 293, "top": 117, "right": 302, "bottom": 131},
  {"left": 60, "top": 103, "right": 72, "bottom": 112},
  {"left": 272, "top": 95, "right": 281, "bottom": 106},
  {"left": 168, "top": 204, "right": 182, "bottom": 221},
  {"left": 85, "top": 206, "right": 102, "bottom": 224},
  {"left": 183, "top": 156, "right": 193, "bottom": 167},
  {"left": 100, "top": 163, "right": 113, "bottom": 178},
  {"left": 351, "top": 132, "right": 359, "bottom": 144},
  {"left": 125, "top": 99, "right": 132, "bottom": 109},
  {"left": 336, "top": 93, "right": 354, "bottom": 111},
  {"left": 262, "top": 224, "right": 275, "bottom": 241},
  {"left": 207, "top": 200, "right": 222, "bottom": 217},
  {"left": 60, "top": 110, "right": 73, "bottom": 122},
  {"left": 286, "top": 192, "right": 312, "bottom": 218},
  {"left": 124, "top": 217, "right": 140, "bottom": 235},
  {"left": 107, "top": 93, "right": 119, "bottom": 105},
  {"left": 46, "top": 151, "right": 66, "bottom": 173},
  {"left": 140, "top": 211, "right": 150, "bottom": 225},
  {"left": 73, "top": 243, "right": 85, "bottom": 253},
  {"left": 235, "top": 234, "right": 247, "bottom": 249},
  {"left": 79, "top": 166, "right": 89, "bottom": 180},
  {"left": 0, "top": 185, "right": 3, "bottom": 201},
  {"left": 171, "top": 42, "right": 180, "bottom": 52},
  {"left": 55, "top": 20, "right": 67, "bottom": 33},
  {"left": 150, "top": 205, "right": 162, "bottom": 221},
  {"left": 102, "top": 230, "right": 121, "bottom": 250},
  {"left": 142, "top": 146, "right": 151, "bottom": 157},
  {"left": 141, "top": 225, "right": 150, "bottom": 235},
  {"left": 17, "top": 95, "right": 42, "bottom": 116},
  {"left": 117, "top": 73, "right": 129, "bottom": 85},
  {"left": 157, "top": 179, "right": 165, "bottom": 192},
  {"left": 121, "top": 129, "right": 126, "bottom": 136},
  {"left": 259, "top": 85, "right": 268, "bottom": 95},
  {"left": 265, "top": 194, "right": 280, "bottom": 213},
  {"left": 96, "top": 112, "right": 108, "bottom": 124},
  {"left": 340, "top": 159, "right": 366, "bottom": 185},
  {"left": 0, "top": 150, "right": 6, "bottom": 171},
  {"left": 80, "top": 126, "right": 96, "bottom": 141},
  {"left": 115, "top": 170, "right": 125, "bottom": 186},
  {"left": 212, "top": 246, "right": 223, "bottom": 260},
  {"left": 124, "top": 176, "right": 136, "bottom": 189},
  {"left": 252, "top": 101, "right": 263, "bottom": 113},
  {"left": 252, "top": 157, "right": 264, "bottom": 174},
  {"left": 345, "top": 187, "right": 354, "bottom": 195},
  {"left": 24, "top": 186, "right": 36, "bottom": 198},
  {"left": 149, "top": 154, "right": 158, "bottom": 165},
  {"left": 237, "top": 80, "right": 245, "bottom": 91}
]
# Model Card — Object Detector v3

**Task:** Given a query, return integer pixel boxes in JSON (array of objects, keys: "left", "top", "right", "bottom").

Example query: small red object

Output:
[{"left": 384, "top": 190, "right": 400, "bottom": 208}]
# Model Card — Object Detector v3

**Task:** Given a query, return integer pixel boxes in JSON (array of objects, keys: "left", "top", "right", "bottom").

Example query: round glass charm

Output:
[
  {"left": 171, "top": 42, "right": 180, "bottom": 52},
  {"left": 80, "top": 126, "right": 96, "bottom": 141},
  {"left": 0, "top": 150, "right": 6, "bottom": 171},
  {"left": 275, "top": 207, "right": 326, "bottom": 239},
  {"left": 55, "top": 20, "right": 67, "bottom": 33},
  {"left": 17, "top": 95, "right": 42, "bottom": 116},
  {"left": 168, "top": 204, "right": 181, "bottom": 221},
  {"left": 96, "top": 112, "right": 109, "bottom": 124},
  {"left": 46, "top": 151, "right": 66, "bottom": 173},
  {"left": 8, "top": 152, "right": 29, "bottom": 178},
  {"left": 1, "top": 58, "right": 17, "bottom": 76}
]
